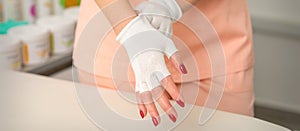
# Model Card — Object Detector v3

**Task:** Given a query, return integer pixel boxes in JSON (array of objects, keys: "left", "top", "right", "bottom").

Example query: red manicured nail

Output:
[
  {"left": 152, "top": 117, "right": 159, "bottom": 126},
  {"left": 176, "top": 99, "right": 185, "bottom": 107},
  {"left": 180, "top": 64, "right": 187, "bottom": 74},
  {"left": 168, "top": 114, "right": 177, "bottom": 122},
  {"left": 140, "top": 110, "right": 144, "bottom": 119}
]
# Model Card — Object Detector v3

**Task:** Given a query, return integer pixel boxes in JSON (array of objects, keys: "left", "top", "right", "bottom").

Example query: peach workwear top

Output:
[{"left": 73, "top": 0, "right": 254, "bottom": 83}]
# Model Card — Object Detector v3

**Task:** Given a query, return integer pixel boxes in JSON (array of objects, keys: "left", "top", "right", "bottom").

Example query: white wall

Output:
[
  {"left": 248, "top": 0, "right": 300, "bottom": 24},
  {"left": 248, "top": 0, "right": 300, "bottom": 113}
]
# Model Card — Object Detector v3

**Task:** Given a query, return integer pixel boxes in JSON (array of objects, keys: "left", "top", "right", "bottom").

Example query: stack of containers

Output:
[
  {"left": 0, "top": 35, "right": 21, "bottom": 70},
  {"left": 1, "top": 0, "right": 80, "bottom": 70},
  {"left": 0, "top": 0, "right": 81, "bottom": 22},
  {"left": 37, "top": 15, "right": 76, "bottom": 54},
  {"left": 8, "top": 25, "right": 50, "bottom": 65}
]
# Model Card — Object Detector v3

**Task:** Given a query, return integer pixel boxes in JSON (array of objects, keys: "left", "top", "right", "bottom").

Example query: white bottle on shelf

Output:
[
  {"left": 36, "top": 0, "right": 53, "bottom": 18},
  {"left": 21, "top": 0, "right": 36, "bottom": 23},
  {"left": 53, "top": 0, "right": 64, "bottom": 15},
  {"left": 0, "top": 0, "right": 4, "bottom": 22},
  {"left": 2, "top": 0, "right": 22, "bottom": 21}
]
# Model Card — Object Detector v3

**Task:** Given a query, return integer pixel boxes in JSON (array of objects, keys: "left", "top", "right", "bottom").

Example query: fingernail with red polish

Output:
[
  {"left": 152, "top": 117, "right": 159, "bottom": 126},
  {"left": 140, "top": 110, "right": 144, "bottom": 119},
  {"left": 176, "top": 97, "right": 185, "bottom": 107},
  {"left": 168, "top": 114, "right": 177, "bottom": 122},
  {"left": 176, "top": 100, "right": 185, "bottom": 107},
  {"left": 180, "top": 64, "right": 187, "bottom": 74}
]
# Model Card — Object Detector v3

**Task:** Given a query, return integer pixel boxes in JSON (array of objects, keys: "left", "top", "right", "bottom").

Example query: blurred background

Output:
[
  {"left": 248, "top": 0, "right": 300, "bottom": 129},
  {"left": 0, "top": 0, "right": 299, "bottom": 130}
]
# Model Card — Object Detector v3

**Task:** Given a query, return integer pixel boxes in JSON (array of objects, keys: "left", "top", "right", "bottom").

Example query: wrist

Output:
[{"left": 114, "top": 16, "right": 136, "bottom": 35}]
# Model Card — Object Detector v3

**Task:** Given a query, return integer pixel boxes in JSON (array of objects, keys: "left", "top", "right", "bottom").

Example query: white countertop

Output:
[{"left": 0, "top": 70, "right": 291, "bottom": 131}]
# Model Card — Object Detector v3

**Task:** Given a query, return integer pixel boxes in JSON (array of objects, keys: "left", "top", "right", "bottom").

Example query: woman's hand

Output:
[
  {"left": 95, "top": 0, "right": 188, "bottom": 126},
  {"left": 116, "top": 16, "right": 187, "bottom": 126}
]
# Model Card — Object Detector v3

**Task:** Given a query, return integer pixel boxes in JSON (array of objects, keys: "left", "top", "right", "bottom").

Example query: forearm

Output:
[
  {"left": 93, "top": 0, "right": 200, "bottom": 34},
  {"left": 94, "top": 0, "right": 137, "bottom": 34},
  {"left": 176, "top": 0, "right": 200, "bottom": 12}
]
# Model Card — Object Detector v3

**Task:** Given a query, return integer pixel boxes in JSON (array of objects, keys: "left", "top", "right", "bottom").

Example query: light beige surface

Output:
[{"left": 0, "top": 70, "right": 291, "bottom": 131}]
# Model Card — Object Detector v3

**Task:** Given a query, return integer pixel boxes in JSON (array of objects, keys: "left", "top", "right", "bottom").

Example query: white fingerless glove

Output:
[
  {"left": 116, "top": 16, "right": 178, "bottom": 93},
  {"left": 135, "top": 0, "right": 182, "bottom": 37}
]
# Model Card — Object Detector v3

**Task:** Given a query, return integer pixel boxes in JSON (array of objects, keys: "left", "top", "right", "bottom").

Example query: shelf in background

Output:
[{"left": 22, "top": 52, "right": 73, "bottom": 76}]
